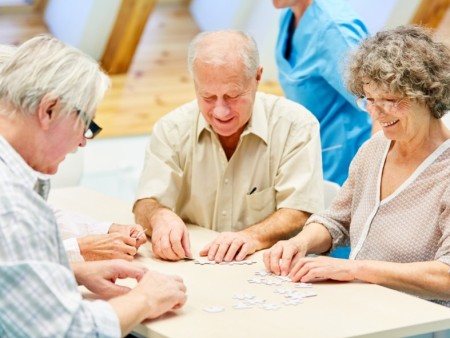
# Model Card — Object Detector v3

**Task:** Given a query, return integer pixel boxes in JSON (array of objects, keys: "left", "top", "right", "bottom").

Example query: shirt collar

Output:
[
  {"left": 0, "top": 135, "right": 50, "bottom": 200},
  {"left": 196, "top": 93, "right": 268, "bottom": 144}
]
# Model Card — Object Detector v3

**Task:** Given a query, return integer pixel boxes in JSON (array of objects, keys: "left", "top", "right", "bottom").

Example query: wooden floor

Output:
[
  {"left": 0, "top": 9, "right": 47, "bottom": 44},
  {"left": 1, "top": 2, "right": 449, "bottom": 138},
  {"left": 96, "top": 3, "right": 200, "bottom": 138}
]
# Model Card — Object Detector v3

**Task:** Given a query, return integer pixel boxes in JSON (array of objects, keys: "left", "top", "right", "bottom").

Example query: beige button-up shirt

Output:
[{"left": 136, "top": 92, "right": 323, "bottom": 232}]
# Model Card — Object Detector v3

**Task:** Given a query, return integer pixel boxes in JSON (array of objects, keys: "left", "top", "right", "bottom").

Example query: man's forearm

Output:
[
  {"left": 241, "top": 208, "right": 311, "bottom": 251},
  {"left": 133, "top": 198, "right": 167, "bottom": 234}
]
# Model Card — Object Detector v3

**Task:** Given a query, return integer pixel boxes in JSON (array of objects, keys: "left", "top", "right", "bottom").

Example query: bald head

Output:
[{"left": 187, "top": 30, "right": 260, "bottom": 79}]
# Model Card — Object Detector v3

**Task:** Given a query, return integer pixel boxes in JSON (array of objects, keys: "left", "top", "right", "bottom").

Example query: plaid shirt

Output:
[{"left": 0, "top": 136, "right": 120, "bottom": 337}]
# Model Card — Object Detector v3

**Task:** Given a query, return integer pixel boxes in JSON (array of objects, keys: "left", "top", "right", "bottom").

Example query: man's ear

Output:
[
  {"left": 37, "top": 94, "right": 60, "bottom": 131},
  {"left": 256, "top": 66, "right": 263, "bottom": 82}
]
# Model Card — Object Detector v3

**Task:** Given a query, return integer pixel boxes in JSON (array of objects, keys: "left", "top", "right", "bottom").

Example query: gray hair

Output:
[
  {"left": 0, "top": 44, "right": 15, "bottom": 68},
  {"left": 187, "top": 30, "right": 260, "bottom": 79},
  {"left": 0, "top": 35, "right": 110, "bottom": 120},
  {"left": 346, "top": 25, "right": 450, "bottom": 119}
]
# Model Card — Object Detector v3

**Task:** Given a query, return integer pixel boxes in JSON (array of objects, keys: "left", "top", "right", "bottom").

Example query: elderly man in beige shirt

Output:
[{"left": 133, "top": 30, "right": 323, "bottom": 263}]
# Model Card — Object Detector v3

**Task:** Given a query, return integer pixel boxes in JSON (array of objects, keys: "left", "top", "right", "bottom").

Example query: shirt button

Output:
[
  {"left": 222, "top": 210, "right": 227, "bottom": 216},
  {"left": 224, "top": 179, "right": 229, "bottom": 184}
]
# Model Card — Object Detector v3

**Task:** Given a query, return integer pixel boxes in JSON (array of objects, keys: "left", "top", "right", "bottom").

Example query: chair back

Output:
[
  {"left": 323, "top": 180, "right": 341, "bottom": 209},
  {"left": 50, "top": 149, "right": 84, "bottom": 188}
]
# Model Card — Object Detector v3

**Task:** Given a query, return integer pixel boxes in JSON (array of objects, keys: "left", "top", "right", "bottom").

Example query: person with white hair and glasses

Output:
[
  {"left": 264, "top": 25, "right": 450, "bottom": 307},
  {"left": 0, "top": 35, "right": 186, "bottom": 337},
  {"left": 0, "top": 44, "right": 147, "bottom": 263}
]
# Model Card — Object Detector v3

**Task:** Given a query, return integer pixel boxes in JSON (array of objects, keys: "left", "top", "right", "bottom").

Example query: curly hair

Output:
[{"left": 346, "top": 25, "right": 450, "bottom": 119}]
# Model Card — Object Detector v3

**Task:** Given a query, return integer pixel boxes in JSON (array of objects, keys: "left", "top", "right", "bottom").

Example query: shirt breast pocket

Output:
[{"left": 244, "top": 187, "right": 276, "bottom": 225}]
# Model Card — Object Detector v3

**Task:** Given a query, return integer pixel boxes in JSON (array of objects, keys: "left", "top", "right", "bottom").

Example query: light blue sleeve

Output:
[{"left": 317, "top": 20, "right": 369, "bottom": 109}]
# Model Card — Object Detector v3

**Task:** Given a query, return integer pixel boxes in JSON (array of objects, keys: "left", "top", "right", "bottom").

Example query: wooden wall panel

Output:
[
  {"left": 410, "top": 0, "right": 450, "bottom": 28},
  {"left": 101, "top": 0, "right": 157, "bottom": 75},
  {"left": 33, "top": 0, "right": 47, "bottom": 12}
]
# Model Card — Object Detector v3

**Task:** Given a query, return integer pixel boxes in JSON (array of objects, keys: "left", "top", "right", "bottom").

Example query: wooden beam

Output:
[
  {"left": 101, "top": 0, "right": 157, "bottom": 74},
  {"left": 33, "top": 0, "right": 47, "bottom": 12},
  {"left": 410, "top": 0, "right": 450, "bottom": 28}
]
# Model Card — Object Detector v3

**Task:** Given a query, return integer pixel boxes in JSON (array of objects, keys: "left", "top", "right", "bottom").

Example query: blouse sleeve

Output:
[
  {"left": 305, "top": 139, "right": 366, "bottom": 251},
  {"left": 436, "top": 185, "right": 450, "bottom": 268}
]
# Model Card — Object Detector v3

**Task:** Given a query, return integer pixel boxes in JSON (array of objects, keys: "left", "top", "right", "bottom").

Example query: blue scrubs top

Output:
[{"left": 276, "top": 0, "right": 372, "bottom": 185}]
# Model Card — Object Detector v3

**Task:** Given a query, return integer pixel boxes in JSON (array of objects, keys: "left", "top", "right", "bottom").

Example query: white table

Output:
[{"left": 50, "top": 187, "right": 450, "bottom": 338}]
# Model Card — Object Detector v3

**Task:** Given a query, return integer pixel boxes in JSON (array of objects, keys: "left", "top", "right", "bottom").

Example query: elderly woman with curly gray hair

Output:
[{"left": 264, "top": 24, "right": 450, "bottom": 306}]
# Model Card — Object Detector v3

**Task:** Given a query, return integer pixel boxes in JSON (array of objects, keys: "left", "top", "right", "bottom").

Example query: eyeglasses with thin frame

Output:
[
  {"left": 355, "top": 97, "right": 404, "bottom": 114},
  {"left": 76, "top": 109, "right": 102, "bottom": 139}
]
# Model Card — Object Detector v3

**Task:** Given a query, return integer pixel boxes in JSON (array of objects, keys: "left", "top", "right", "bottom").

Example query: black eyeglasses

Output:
[{"left": 76, "top": 109, "right": 102, "bottom": 139}]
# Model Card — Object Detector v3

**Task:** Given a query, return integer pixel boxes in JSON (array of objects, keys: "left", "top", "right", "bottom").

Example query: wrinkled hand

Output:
[
  {"left": 109, "top": 223, "right": 147, "bottom": 249},
  {"left": 286, "top": 255, "right": 357, "bottom": 283},
  {"left": 77, "top": 233, "right": 138, "bottom": 261},
  {"left": 150, "top": 208, "right": 191, "bottom": 261},
  {"left": 200, "top": 232, "right": 258, "bottom": 263},
  {"left": 133, "top": 270, "right": 187, "bottom": 319},
  {"left": 263, "top": 238, "right": 307, "bottom": 276},
  {"left": 72, "top": 259, "right": 147, "bottom": 299}
]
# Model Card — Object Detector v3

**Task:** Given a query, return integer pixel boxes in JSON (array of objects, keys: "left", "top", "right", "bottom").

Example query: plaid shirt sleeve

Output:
[
  {"left": 0, "top": 137, "right": 121, "bottom": 336},
  {"left": 0, "top": 261, "right": 121, "bottom": 338}
]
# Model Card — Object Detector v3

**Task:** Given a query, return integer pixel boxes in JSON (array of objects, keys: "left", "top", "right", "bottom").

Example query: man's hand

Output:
[
  {"left": 198, "top": 209, "right": 310, "bottom": 263},
  {"left": 108, "top": 269, "right": 187, "bottom": 334},
  {"left": 199, "top": 232, "right": 258, "bottom": 262},
  {"left": 77, "top": 233, "right": 138, "bottom": 261},
  {"left": 150, "top": 208, "right": 192, "bottom": 261},
  {"left": 131, "top": 270, "right": 188, "bottom": 319},
  {"left": 72, "top": 259, "right": 147, "bottom": 299},
  {"left": 109, "top": 223, "right": 147, "bottom": 249}
]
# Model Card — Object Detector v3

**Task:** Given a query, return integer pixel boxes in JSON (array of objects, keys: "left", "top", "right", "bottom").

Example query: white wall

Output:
[
  {"left": 80, "top": 135, "right": 149, "bottom": 204},
  {"left": 190, "top": 0, "right": 279, "bottom": 81},
  {"left": 384, "top": 0, "right": 421, "bottom": 29},
  {"left": 347, "top": 0, "right": 398, "bottom": 34},
  {"left": 190, "top": 0, "right": 420, "bottom": 81},
  {"left": 44, "top": 0, "right": 121, "bottom": 60}
]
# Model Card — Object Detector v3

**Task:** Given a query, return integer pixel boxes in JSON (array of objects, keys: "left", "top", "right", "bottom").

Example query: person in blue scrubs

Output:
[{"left": 272, "top": 0, "right": 373, "bottom": 186}]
